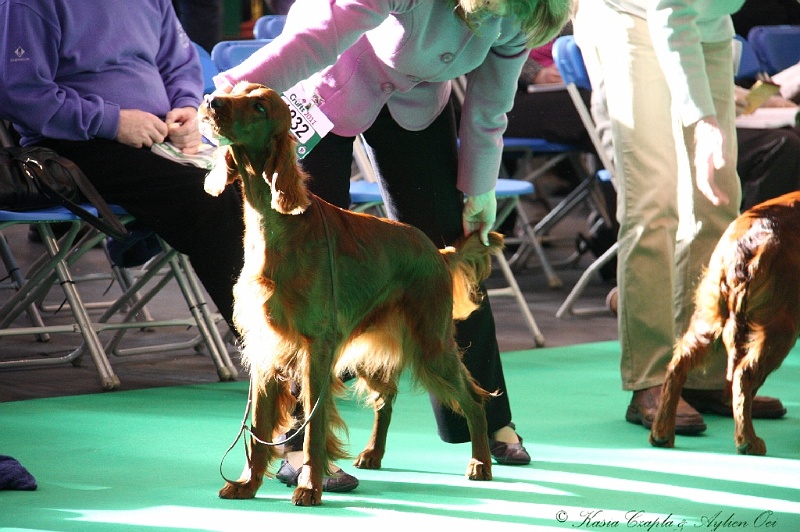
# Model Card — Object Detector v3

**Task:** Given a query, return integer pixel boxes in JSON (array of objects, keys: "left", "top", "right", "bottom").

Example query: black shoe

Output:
[
  {"left": 274, "top": 459, "right": 359, "bottom": 493},
  {"left": 489, "top": 423, "right": 531, "bottom": 465}
]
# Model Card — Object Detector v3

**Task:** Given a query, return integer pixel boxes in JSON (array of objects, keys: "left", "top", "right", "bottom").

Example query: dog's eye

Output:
[{"left": 254, "top": 102, "right": 266, "bottom": 114}]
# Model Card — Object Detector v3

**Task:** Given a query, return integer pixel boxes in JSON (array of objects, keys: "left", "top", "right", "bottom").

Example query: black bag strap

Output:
[{"left": 20, "top": 156, "right": 129, "bottom": 240}]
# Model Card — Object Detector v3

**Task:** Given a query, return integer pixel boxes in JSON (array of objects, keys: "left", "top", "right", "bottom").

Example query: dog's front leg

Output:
[
  {"left": 219, "top": 376, "right": 281, "bottom": 499},
  {"left": 354, "top": 392, "right": 394, "bottom": 470},
  {"left": 292, "top": 350, "right": 330, "bottom": 506}
]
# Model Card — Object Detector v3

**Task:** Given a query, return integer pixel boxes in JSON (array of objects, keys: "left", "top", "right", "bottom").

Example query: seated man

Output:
[
  {"left": 0, "top": 0, "right": 244, "bottom": 331},
  {"left": 734, "top": 86, "right": 800, "bottom": 210}
]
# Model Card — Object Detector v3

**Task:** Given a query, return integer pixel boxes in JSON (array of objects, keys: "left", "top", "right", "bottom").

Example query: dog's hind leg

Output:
[
  {"left": 650, "top": 323, "right": 717, "bottom": 448},
  {"left": 732, "top": 328, "right": 793, "bottom": 455},
  {"left": 416, "top": 345, "right": 492, "bottom": 480},
  {"left": 219, "top": 375, "right": 284, "bottom": 499}
]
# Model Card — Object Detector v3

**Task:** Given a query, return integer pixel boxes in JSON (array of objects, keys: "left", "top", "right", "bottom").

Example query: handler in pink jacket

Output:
[{"left": 214, "top": 0, "right": 572, "bottom": 490}]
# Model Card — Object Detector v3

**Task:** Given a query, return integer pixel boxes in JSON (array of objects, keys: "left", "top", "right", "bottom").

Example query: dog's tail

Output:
[{"left": 441, "top": 231, "right": 504, "bottom": 321}]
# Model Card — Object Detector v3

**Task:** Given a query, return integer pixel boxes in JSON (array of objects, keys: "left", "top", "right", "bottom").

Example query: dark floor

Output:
[{"left": 1, "top": 173, "right": 620, "bottom": 402}]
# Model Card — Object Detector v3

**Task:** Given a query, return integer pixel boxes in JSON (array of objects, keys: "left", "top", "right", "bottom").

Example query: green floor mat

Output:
[{"left": 2, "top": 341, "right": 799, "bottom": 531}]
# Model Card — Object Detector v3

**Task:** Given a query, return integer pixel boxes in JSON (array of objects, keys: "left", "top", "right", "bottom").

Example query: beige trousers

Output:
[{"left": 574, "top": 3, "right": 741, "bottom": 391}]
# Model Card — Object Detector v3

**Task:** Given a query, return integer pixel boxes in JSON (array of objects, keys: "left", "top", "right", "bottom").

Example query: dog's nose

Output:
[{"left": 203, "top": 94, "right": 224, "bottom": 109}]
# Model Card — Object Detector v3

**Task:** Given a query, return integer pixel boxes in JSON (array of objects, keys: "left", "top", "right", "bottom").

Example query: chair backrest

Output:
[
  {"left": 552, "top": 35, "right": 616, "bottom": 178},
  {"left": 734, "top": 34, "right": 763, "bottom": 82},
  {"left": 253, "top": 15, "right": 287, "bottom": 39},
  {"left": 552, "top": 35, "right": 592, "bottom": 91},
  {"left": 193, "top": 42, "right": 219, "bottom": 94},
  {"left": 748, "top": 25, "right": 800, "bottom": 75},
  {"left": 211, "top": 39, "right": 273, "bottom": 72}
]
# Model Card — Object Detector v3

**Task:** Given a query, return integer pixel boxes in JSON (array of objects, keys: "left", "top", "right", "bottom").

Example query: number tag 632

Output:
[{"left": 281, "top": 83, "right": 333, "bottom": 159}]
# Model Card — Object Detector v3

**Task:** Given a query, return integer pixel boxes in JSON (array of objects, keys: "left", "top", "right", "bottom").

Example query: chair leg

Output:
[
  {"left": 488, "top": 251, "right": 545, "bottom": 347},
  {"left": 37, "top": 224, "right": 120, "bottom": 390},
  {"left": 0, "top": 232, "right": 50, "bottom": 342},
  {"left": 511, "top": 202, "right": 562, "bottom": 288},
  {"left": 556, "top": 242, "right": 618, "bottom": 318}
]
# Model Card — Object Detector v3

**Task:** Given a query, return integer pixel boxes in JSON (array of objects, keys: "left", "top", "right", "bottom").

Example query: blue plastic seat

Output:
[
  {"left": 211, "top": 39, "right": 273, "bottom": 72},
  {"left": 253, "top": 15, "right": 287, "bottom": 39},
  {"left": 748, "top": 25, "right": 800, "bottom": 75}
]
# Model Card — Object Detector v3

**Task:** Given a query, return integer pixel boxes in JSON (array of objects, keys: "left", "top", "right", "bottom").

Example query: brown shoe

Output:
[
  {"left": 606, "top": 287, "right": 618, "bottom": 316},
  {"left": 682, "top": 389, "right": 787, "bottom": 419},
  {"left": 626, "top": 385, "right": 707, "bottom": 435}
]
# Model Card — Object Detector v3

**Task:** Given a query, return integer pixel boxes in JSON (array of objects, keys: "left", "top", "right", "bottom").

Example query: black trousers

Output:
[
  {"left": 737, "top": 127, "right": 800, "bottom": 211},
  {"left": 295, "top": 102, "right": 514, "bottom": 444},
  {"left": 35, "top": 139, "right": 244, "bottom": 331}
]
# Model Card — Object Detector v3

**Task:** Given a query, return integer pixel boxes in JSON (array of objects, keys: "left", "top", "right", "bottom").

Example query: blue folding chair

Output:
[
  {"left": 0, "top": 120, "right": 237, "bottom": 388},
  {"left": 211, "top": 39, "right": 274, "bottom": 72},
  {"left": 748, "top": 25, "right": 800, "bottom": 75},
  {"left": 552, "top": 35, "right": 620, "bottom": 317},
  {"left": 734, "top": 34, "right": 765, "bottom": 82},
  {"left": 253, "top": 15, "right": 287, "bottom": 39}
]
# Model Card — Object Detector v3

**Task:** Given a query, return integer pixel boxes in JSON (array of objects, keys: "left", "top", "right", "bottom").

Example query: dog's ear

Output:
[
  {"left": 204, "top": 146, "right": 238, "bottom": 196},
  {"left": 267, "top": 132, "right": 311, "bottom": 215}
]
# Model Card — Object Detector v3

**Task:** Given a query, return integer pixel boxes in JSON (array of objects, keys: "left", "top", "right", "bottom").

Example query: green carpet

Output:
[{"left": 2, "top": 341, "right": 799, "bottom": 531}]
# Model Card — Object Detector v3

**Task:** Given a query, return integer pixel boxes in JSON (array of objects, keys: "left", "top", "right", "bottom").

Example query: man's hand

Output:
[
  {"left": 116, "top": 109, "right": 168, "bottom": 148},
  {"left": 462, "top": 190, "right": 497, "bottom": 246},
  {"left": 166, "top": 106, "right": 202, "bottom": 154},
  {"left": 693, "top": 116, "right": 730, "bottom": 206},
  {"left": 533, "top": 65, "right": 563, "bottom": 85}
]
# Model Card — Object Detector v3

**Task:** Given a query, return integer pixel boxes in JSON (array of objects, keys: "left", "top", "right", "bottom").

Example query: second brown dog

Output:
[{"left": 650, "top": 191, "right": 799, "bottom": 455}]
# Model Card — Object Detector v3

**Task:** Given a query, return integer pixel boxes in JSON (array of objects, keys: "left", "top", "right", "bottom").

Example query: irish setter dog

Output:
[
  {"left": 650, "top": 191, "right": 800, "bottom": 455},
  {"left": 199, "top": 82, "right": 501, "bottom": 506}
]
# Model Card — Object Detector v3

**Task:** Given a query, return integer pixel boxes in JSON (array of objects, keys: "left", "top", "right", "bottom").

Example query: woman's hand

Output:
[{"left": 463, "top": 190, "right": 497, "bottom": 245}]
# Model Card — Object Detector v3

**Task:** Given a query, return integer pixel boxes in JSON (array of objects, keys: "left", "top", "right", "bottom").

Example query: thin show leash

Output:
[{"left": 219, "top": 193, "right": 338, "bottom": 483}]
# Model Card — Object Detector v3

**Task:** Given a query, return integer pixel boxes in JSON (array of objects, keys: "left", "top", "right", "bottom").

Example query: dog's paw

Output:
[
  {"left": 466, "top": 459, "right": 492, "bottom": 481},
  {"left": 736, "top": 436, "right": 767, "bottom": 456},
  {"left": 292, "top": 486, "right": 323, "bottom": 506},
  {"left": 218, "top": 480, "right": 260, "bottom": 499},
  {"left": 204, "top": 165, "right": 229, "bottom": 196},
  {"left": 649, "top": 429, "right": 675, "bottom": 448},
  {"left": 353, "top": 449, "right": 383, "bottom": 470}
]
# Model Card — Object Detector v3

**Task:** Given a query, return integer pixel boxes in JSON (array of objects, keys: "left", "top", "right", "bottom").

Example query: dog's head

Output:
[{"left": 199, "top": 82, "right": 310, "bottom": 214}]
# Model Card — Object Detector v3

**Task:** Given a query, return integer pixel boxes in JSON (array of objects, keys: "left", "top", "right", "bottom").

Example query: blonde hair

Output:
[{"left": 455, "top": 0, "right": 573, "bottom": 48}]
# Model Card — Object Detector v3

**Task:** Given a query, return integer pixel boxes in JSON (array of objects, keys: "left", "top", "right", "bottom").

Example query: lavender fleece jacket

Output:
[{"left": 0, "top": 0, "right": 202, "bottom": 146}]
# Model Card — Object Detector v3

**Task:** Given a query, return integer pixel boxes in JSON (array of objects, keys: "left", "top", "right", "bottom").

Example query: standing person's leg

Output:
[
  {"left": 298, "top": 132, "right": 356, "bottom": 209},
  {"left": 361, "top": 104, "right": 527, "bottom": 464},
  {"left": 575, "top": 3, "right": 707, "bottom": 433},
  {"left": 678, "top": 40, "right": 740, "bottom": 390},
  {"left": 577, "top": 6, "right": 681, "bottom": 392},
  {"left": 674, "top": 41, "right": 784, "bottom": 417},
  {"left": 35, "top": 139, "right": 243, "bottom": 330}
]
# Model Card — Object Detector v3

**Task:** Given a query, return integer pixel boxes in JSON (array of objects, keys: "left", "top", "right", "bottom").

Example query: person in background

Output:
[
  {"left": 173, "top": 0, "right": 223, "bottom": 52},
  {"left": 0, "top": 0, "right": 244, "bottom": 337},
  {"left": 504, "top": 23, "right": 596, "bottom": 190},
  {"left": 573, "top": 0, "right": 786, "bottom": 435},
  {"left": 213, "top": 0, "right": 573, "bottom": 491}
]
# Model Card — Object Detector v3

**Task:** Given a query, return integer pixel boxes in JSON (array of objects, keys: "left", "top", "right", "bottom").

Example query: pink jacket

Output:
[{"left": 214, "top": 0, "right": 529, "bottom": 196}]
